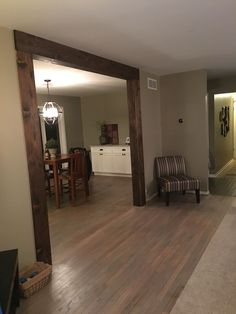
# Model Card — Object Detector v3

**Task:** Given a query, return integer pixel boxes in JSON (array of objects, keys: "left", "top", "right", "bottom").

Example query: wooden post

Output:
[
  {"left": 127, "top": 79, "right": 146, "bottom": 206},
  {"left": 16, "top": 51, "right": 52, "bottom": 264}
]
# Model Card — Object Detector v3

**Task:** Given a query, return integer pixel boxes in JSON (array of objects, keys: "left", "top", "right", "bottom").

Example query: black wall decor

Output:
[{"left": 219, "top": 106, "right": 230, "bottom": 137}]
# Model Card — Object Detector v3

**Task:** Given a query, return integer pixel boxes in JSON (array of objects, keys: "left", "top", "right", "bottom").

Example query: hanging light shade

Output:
[{"left": 39, "top": 79, "right": 62, "bottom": 125}]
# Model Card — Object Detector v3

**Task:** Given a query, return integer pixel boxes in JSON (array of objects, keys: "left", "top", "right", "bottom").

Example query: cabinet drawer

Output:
[
  {"left": 112, "top": 146, "right": 130, "bottom": 153},
  {"left": 91, "top": 146, "right": 104, "bottom": 153},
  {"left": 91, "top": 146, "right": 112, "bottom": 153},
  {"left": 91, "top": 146, "right": 113, "bottom": 153}
]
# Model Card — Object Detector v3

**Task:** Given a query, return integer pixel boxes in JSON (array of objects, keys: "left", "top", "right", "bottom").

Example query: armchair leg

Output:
[
  {"left": 166, "top": 192, "right": 170, "bottom": 206},
  {"left": 158, "top": 185, "right": 161, "bottom": 197},
  {"left": 196, "top": 189, "right": 200, "bottom": 203},
  {"left": 182, "top": 190, "right": 186, "bottom": 195}
]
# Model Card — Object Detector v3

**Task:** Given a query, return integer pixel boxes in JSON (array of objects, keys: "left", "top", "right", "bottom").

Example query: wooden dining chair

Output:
[
  {"left": 45, "top": 169, "right": 52, "bottom": 197},
  {"left": 59, "top": 151, "right": 89, "bottom": 205}
]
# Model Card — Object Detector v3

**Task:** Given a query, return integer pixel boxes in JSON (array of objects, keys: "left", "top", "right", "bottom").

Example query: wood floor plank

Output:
[{"left": 17, "top": 176, "right": 232, "bottom": 314}]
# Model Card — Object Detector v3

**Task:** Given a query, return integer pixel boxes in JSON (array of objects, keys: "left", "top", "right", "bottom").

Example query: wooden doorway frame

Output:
[{"left": 14, "top": 30, "right": 145, "bottom": 264}]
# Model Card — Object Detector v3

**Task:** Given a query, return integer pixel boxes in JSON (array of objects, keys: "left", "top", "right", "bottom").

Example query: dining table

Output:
[{"left": 44, "top": 154, "right": 72, "bottom": 208}]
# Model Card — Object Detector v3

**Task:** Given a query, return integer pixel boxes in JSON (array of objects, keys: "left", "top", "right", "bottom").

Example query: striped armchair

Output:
[{"left": 156, "top": 156, "right": 200, "bottom": 206}]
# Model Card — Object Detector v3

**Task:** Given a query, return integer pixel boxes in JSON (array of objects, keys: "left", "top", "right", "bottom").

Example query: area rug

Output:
[{"left": 171, "top": 206, "right": 236, "bottom": 314}]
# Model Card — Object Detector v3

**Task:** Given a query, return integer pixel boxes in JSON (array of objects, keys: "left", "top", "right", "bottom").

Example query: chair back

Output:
[
  {"left": 69, "top": 151, "right": 87, "bottom": 179},
  {"left": 156, "top": 156, "right": 186, "bottom": 177},
  {"left": 69, "top": 147, "right": 92, "bottom": 179},
  {"left": 69, "top": 147, "right": 84, "bottom": 153}
]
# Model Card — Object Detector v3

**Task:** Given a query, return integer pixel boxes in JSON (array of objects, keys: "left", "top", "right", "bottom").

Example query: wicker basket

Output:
[{"left": 19, "top": 262, "right": 52, "bottom": 298}]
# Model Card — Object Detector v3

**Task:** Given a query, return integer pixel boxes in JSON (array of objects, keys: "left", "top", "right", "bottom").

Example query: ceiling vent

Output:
[{"left": 147, "top": 77, "right": 158, "bottom": 91}]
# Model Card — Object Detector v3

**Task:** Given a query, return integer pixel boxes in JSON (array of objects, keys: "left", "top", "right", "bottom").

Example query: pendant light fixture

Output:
[{"left": 39, "top": 79, "right": 62, "bottom": 125}]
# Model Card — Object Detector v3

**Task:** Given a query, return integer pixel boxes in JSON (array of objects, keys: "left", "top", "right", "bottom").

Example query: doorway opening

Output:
[
  {"left": 15, "top": 30, "right": 145, "bottom": 263},
  {"left": 209, "top": 92, "right": 236, "bottom": 196},
  {"left": 34, "top": 60, "right": 132, "bottom": 212}
]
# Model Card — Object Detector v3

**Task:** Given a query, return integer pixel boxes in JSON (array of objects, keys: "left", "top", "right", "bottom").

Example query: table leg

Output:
[{"left": 53, "top": 162, "right": 60, "bottom": 208}]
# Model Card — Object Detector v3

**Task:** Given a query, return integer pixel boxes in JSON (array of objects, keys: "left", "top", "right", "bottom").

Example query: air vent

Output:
[{"left": 147, "top": 77, "right": 158, "bottom": 90}]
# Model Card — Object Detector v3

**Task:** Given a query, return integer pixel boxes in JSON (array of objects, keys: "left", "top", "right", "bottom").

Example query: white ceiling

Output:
[
  {"left": 1, "top": 0, "right": 236, "bottom": 78},
  {"left": 33, "top": 60, "right": 126, "bottom": 96}
]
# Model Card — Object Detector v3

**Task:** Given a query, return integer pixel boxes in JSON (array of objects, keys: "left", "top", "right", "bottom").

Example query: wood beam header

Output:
[{"left": 14, "top": 30, "right": 139, "bottom": 80}]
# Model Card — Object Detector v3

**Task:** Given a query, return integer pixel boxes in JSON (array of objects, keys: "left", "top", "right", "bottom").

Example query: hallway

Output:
[{"left": 209, "top": 160, "right": 236, "bottom": 196}]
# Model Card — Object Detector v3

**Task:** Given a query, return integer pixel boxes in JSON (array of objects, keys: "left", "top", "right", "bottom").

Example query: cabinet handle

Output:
[
  {"left": 122, "top": 149, "right": 126, "bottom": 151},
  {"left": 99, "top": 149, "right": 103, "bottom": 151},
  {"left": 99, "top": 153, "right": 103, "bottom": 155},
  {"left": 122, "top": 153, "right": 126, "bottom": 156}
]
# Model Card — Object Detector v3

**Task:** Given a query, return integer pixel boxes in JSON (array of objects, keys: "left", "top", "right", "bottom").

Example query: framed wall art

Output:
[{"left": 219, "top": 106, "right": 230, "bottom": 137}]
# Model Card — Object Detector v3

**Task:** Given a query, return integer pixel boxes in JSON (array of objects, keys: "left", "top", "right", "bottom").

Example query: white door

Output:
[
  {"left": 91, "top": 152, "right": 103, "bottom": 172},
  {"left": 102, "top": 153, "right": 114, "bottom": 173},
  {"left": 112, "top": 152, "right": 131, "bottom": 174}
]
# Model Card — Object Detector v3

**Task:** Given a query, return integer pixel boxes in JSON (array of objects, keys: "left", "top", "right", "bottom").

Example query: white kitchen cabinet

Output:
[
  {"left": 90, "top": 152, "right": 103, "bottom": 172},
  {"left": 112, "top": 147, "right": 131, "bottom": 174},
  {"left": 101, "top": 153, "right": 114, "bottom": 173},
  {"left": 91, "top": 146, "right": 131, "bottom": 176}
]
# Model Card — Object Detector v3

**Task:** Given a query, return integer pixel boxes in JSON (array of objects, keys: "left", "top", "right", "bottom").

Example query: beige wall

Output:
[
  {"left": 0, "top": 27, "right": 35, "bottom": 268},
  {"left": 213, "top": 95, "right": 234, "bottom": 173},
  {"left": 208, "top": 76, "right": 236, "bottom": 94},
  {"left": 37, "top": 94, "right": 83, "bottom": 151},
  {"left": 81, "top": 90, "right": 129, "bottom": 149},
  {"left": 160, "top": 70, "right": 209, "bottom": 192},
  {"left": 140, "top": 71, "right": 162, "bottom": 199}
]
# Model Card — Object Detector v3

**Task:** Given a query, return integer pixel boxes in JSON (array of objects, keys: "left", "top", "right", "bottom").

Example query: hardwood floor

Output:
[{"left": 18, "top": 176, "right": 232, "bottom": 314}]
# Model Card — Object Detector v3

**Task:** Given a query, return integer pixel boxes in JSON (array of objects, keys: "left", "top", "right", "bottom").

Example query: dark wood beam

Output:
[
  {"left": 127, "top": 79, "right": 146, "bottom": 206},
  {"left": 14, "top": 30, "right": 139, "bottom": 80},
  {"left": 14, "top": 31, "right": 146, "bottom": 267},
  {"left": 16, "top": 51, "right": 52, "bottom": 264}
]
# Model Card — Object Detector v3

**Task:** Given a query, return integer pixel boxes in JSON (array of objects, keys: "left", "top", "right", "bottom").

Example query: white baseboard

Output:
[
  {"left": 186, "top": 190, "right": 210, "bottom": 196},
  {"left": 208, "top": 174, "right": 216, "bottom": 178},
  {"left": 93, "top": 172, "right": 132, "bottom": 178},
  {"left": 201, "top": 190, "right": 210, "bottom": 195},
  {"left": 209, "top": 159, "right": 234, "bottom": 178},
  {"left": 146, "top": 192, "right": 158, "bottom": 202}
]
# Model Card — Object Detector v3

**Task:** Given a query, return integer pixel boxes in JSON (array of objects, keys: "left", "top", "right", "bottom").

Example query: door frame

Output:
[
  {"left": 14, "top": 30, "right": 146, "bottom": 264},
  {"left": 39, "top": 106, "right": 67, "bottom": 155}
]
